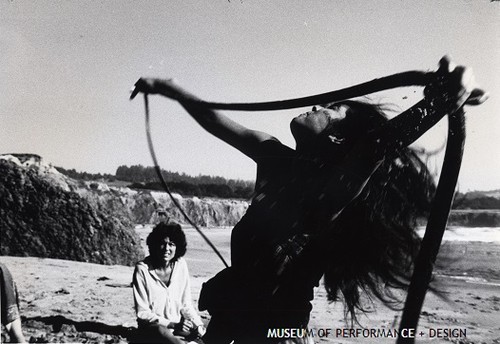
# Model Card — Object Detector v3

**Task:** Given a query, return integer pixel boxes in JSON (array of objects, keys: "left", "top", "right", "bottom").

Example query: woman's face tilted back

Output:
[{"left": 290, "top": 103, "right": 352, "bottom": 154}]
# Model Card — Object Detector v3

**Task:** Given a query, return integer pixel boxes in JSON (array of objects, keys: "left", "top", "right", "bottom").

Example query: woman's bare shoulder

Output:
[{"left": 254, "top": 138, "right": 295, "bottom": 159}]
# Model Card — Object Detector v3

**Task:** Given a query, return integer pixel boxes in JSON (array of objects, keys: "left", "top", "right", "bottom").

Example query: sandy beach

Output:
[{"left": 2, "top": 226, "right": 499, "bottom": 343}]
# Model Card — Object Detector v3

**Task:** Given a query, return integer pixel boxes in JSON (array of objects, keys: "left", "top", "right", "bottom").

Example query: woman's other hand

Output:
[
  {"left": 425, "top": 55, "right": 488, "bottom": 112},
  {"left": 181, "top": 318, "right": 194, "bottom": 333},
  {"left": 192, "top": 324, "right": 206, "bottom": 338},
  {"left": 172, "top": 317, "right": 194, "bottom": 337}
]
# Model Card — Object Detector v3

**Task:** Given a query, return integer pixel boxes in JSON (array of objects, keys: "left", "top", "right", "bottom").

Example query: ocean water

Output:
[{"left": 417, "top": 226, "right": 500, "bottom": 243}]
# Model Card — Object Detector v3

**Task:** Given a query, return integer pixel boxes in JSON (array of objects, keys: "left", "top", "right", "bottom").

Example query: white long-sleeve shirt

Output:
[{"left": 132, "top": 257, "right": 203, "bottom": 328}]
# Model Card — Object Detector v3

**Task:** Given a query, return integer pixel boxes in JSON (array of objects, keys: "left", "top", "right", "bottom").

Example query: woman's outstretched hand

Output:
[
  {"left": 424, "top": 55, "right": 488, "bottom": 113},
  {"left": 130, "top": 78, "right": 196, "bottom": 102}
]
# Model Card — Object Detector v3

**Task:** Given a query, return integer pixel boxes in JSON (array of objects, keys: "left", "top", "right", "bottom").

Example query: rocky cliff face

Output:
[
  {"left": 0, "top": 157, "right": 144, "bottom": 266},
  {"left": 74, "top": 183, "right": 249, "bottom": 227}
]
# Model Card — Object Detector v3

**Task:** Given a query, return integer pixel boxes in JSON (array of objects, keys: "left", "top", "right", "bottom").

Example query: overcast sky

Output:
[{"left": 1, "top": 0, "right": 498, "bottom": 191}]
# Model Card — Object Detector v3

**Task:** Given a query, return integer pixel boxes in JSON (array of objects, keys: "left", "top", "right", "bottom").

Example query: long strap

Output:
[
  {"left": 397, "top": 110, "right": 465, "bottom": 343},
  {"left": 169, "top": 70, "right": 431, "bottom": 110}
]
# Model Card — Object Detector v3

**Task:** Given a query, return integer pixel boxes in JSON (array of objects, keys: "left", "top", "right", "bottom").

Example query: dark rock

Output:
[
  {"left": 55, "top": 288, "right": 70, "bottom": 295},
  {"left": 0, "top": 160, "right": 143, "bottom": 266}
]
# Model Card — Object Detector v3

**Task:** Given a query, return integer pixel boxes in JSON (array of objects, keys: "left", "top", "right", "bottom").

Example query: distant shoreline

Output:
[
  {"left": 416, "top": 226, "right": 500, "bottom": 243},
  {"left": 417, "top": 209, "right": 500, "bottom": 228}
]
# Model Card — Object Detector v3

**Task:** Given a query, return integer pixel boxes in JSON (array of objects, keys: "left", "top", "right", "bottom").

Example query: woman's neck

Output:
[
  {"left": 295, "top": 138, "right": 349, "bottom": 166},
  {"left": 148, "top": 257, "right": 174, "bottom": 270}
]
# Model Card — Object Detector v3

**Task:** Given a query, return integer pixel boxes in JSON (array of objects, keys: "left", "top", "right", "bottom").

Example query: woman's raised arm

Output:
[
  {"left": 317, "top": 56, "right": 488, "bottom": 222},
  {"left": 373, "top": 56, "right": 488, "bottom": 156},
  {"left": 131, "top": 78, "right": 276, "bottom": 161}
]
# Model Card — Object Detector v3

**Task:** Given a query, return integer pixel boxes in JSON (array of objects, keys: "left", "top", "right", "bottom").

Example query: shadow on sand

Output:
[{"left": 25, "top": 315, "right": 137, "bottom": 340}]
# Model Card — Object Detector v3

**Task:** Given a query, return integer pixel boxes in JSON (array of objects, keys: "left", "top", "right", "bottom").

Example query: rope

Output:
[{"left": 143, "top": 94, "right": 229, "bottom": 268}]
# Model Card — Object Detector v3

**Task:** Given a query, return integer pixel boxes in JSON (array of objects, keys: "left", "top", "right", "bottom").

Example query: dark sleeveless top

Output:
[{"left": 229, "top": 140, "right": 326, "bottom": 325}]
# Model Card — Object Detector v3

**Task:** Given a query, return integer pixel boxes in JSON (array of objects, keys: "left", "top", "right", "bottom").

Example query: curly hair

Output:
[
  {"left": 146, "top": 222, "right": 187, "bottom": 261},
  {"left": 321, "top": 100, "right": 436, "bottom": 322}
]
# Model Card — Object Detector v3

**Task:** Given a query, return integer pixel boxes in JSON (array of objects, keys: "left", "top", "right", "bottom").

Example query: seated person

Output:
[
  {"left": 1, "top": 262, "right": 27, "bottom": 344},
  {"left": 133, "top": 222, "right": 205, "bottom": 344}
]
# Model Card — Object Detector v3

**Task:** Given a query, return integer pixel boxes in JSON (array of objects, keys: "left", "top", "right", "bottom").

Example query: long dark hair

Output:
[{"left": 321, "top": 100, "right": 436, "bottom": 321}]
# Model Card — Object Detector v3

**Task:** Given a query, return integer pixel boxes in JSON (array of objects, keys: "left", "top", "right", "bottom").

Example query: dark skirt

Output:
[{"left": 199, "top": 267, "right": 312, "bottom": 344}]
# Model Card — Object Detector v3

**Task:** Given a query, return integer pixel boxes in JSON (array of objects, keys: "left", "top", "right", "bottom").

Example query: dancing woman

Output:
[{"left": 133, "top": 56, "right": 487, "bottom": 343}]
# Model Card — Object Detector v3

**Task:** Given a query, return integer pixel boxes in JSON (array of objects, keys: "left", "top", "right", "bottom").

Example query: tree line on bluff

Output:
[{"left": 57, "top": 164, "right": 255, "bottom": 199}]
